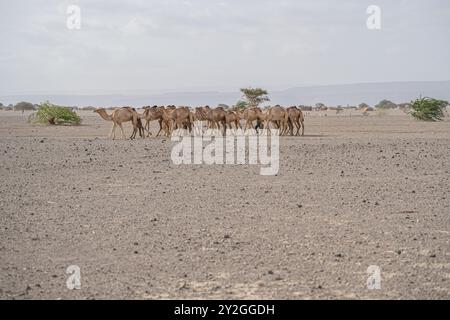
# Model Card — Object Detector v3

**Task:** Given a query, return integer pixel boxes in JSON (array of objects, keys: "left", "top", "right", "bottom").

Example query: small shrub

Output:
[
  {"left": 28, "top": 101, "right": 81, "bottom": 125},
  {"left": 375, "top": 99, "right": 397, "bottom": 109},
  {"left": 410, "top": 97, "right": 448, "bottom": 121}
]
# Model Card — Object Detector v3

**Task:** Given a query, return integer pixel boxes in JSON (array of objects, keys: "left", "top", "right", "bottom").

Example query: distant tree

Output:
[
  {"left": 14, "top": 101, "right": 36, "bottom": 112},
  {"left": 315, "top": 102, "right": 325, "bottom": 108},
  {"left": 300, "top": 105, "right": 313, "bottom": 111},
  {"left": 218, "top": 103, "right": 230, "bottom": 110},
  {"left": 240, "top": 87, "right": 269, "bottom": 108},
  {"left": 410, "top": 97, "right": 448, "bottom": 121},
  {"left": 375, "top": 99, "right": 397, "bottom": 109},
  {"left": 315, "top": 103, "right": 327, "bottom": 111},
  {"left": 358, "top": 103, "right": 370, "bottom": 110}
]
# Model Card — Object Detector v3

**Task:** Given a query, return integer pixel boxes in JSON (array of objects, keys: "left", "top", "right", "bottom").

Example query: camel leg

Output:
[
  {"left": 156, "top": 122, "right": 163, "bottom": 137},
  {"left": 301, "top": 121, "right": 304, "bottom": 136},
  {"left": 264, "top": 120, "right": 270, "bottom": 136},
  {"left": 141, "top": 122, "right": 149, "bottom": 138},
  {"left": 119, "top": 123, "right": 126, "bottom": 139},
  {"left": 244, "top": 120, "right": 250, "bottom": 132},
  {"left": 221, "top": 120, "right": 227, "bottom": 136},
  {"left": 146, "top": 120, "right": 152, "bottom": 137},
  {"left": 167, "top": 120, "right": 173, "bottom": 137},
  {"left": 109, "top": 123, "right": 116, "bottom": 139},
  {"left": 286, "top": 119, "right": 292, "bottom": 136}
]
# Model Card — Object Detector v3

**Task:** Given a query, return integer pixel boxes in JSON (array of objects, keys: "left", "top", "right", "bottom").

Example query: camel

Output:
[
  {"left": 192, "top": 106, "right": 210, "bottom": 135},
  {"left": 173, "top": 107, "right": 194, "bottom": 134},
  {"left": 160, "top": 108, "right": 177, "bottom": 137},
  {"left": 225, "top": 110, "right": 242, "bottom": 130},
  {"left": 94, "top": 107, "right": 145, "bottom": 139},
  {"left": 158, "top": 107, "right": 194, "bottom": 137},
  {"left": 142, "top": 106, "right": 165, "bottom": 137},
  {"left": 194, "top": 106, "right": 209, "bottom": 121},
  {"left": 264, "top": 106, "right": 289, "bottom": 135},
  {"left": 206, "top": 107, "right": 227, "bottom": 134},
  {"left": 286, "top": 106, "right": 305, "bottom": 136},
  {"left": 243, "top": 107, "right": 265, "bottom": 133}
]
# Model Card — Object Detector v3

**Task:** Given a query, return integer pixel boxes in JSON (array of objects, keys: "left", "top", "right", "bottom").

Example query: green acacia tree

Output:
[
  {"left": 410, "top": 97, "right": 448, "bottom": 121},
  {"left": 240, "top": 87, "right": 270, "bottom": 108},
  {"left": 28, "top": 101, "right": 81, "bottom": 125}
]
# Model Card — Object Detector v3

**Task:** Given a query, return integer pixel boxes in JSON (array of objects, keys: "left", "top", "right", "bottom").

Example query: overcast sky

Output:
[{"left": 0, "top": 0, "right": 449, "bottom": 95}]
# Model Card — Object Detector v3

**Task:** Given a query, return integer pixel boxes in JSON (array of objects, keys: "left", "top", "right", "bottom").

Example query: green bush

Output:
[
  {"left": 375, "top": 99, "right": 397, "bottom": 109},
  {"left": 233, "top": 100, "right": 249, "bottom": 111},
  {"left": 28, "top": 101, "right": 81, "bottom": 125},
  {"left": 410, "top": 97, "right": 448, "bottom": 121}
]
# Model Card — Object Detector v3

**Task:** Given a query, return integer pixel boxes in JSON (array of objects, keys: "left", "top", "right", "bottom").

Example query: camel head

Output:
[{"left": 93, "top": 108, "right": 105, "bottom": 114}]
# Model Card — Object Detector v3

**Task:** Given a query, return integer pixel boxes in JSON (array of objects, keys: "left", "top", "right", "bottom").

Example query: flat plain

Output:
[{"left": 0, "top": 110, "right": 449, "bottom": 299}]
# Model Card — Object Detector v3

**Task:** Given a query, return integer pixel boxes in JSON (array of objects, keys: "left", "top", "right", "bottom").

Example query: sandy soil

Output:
[{"left": 0, "top": 110, "right": 449, "bottom": 299}]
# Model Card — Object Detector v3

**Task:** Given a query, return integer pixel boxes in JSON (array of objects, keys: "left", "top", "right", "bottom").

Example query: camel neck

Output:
[{"left": 97, "top": 109, "right": 112, "bottom": 121}]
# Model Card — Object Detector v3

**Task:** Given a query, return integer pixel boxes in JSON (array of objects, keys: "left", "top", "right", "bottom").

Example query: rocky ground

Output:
[{"left": 0, "top": 110, "right": 449, "bottom": 299}]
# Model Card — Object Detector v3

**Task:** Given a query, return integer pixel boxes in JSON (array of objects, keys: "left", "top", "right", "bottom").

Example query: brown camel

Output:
[
  {"left": 194, "top": 106, "right": 209, "bottom": 121},
  {"left": 173, "top": 107, "right": 194, "bottom": 134},
  {"left": 94, "top": 107, "right": 145, "bottom": 140},
  {"left": 225, "top": 110, "right": 242, "bottom": 130},
  {"left": 142, "top": 106, "right": 165, "bottom": 137},
  {"left": 160, "top": 108, "right": 176, "bottom": 137},
  {"left": 287, "top": 106, "right": 305, "bottom": 136},
  {"left": 159, "top": 107, "right": 193, "bottom": 137},
  {"left": 207, "top": 107, "right": 227, "bottom": 134},
  {"left": 243, "top": 107, "right": 265, "bottom": 132},
  {"left": 264, "top": 106, "right": 289, "bottom": 135}
]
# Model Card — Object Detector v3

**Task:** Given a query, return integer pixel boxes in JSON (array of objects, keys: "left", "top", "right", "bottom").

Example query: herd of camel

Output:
[{"left": 94, "top": 105, "right": 305, "bottom": 139}]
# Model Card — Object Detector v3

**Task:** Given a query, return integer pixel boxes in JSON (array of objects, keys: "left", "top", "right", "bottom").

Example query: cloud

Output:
[{"left": 0, "top": 0, "right": 449, "bottom": 95}]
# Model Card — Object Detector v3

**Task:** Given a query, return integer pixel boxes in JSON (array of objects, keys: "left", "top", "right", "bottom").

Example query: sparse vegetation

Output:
[
  {"left": 315, "top": 102, "right": 327, "bottom": 110},
  {"left": 233, "top": 100, "right": 249, "bottom": 111},
  {"left": 410, "top": 97, "right": 448, "bottom": 121},
  {"left": 14, "top": 101, "right": 36, "bottom": 112},
  {"left": 28, "top": 101, "right": 81, "bottom": 125},
  {"left": 240, "top": 87, "right": 269, "bottom": 108},
  {"left": 375, "top": 99, "right": 397, "bottom": 109}
]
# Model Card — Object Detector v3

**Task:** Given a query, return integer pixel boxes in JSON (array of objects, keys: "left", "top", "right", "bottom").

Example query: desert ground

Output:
[{"left": 0, "top": 109, "right": 449, "bottom": 299}]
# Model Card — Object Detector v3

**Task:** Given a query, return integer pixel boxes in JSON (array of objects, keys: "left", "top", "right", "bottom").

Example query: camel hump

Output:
[{"left": 123, "top": 106, "right": 136, "bottom": 112}]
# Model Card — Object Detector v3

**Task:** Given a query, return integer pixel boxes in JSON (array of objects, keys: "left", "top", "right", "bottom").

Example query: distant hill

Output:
[
  {"left": 1, "top": 81, "right": 449, "bottom": 107},
  {"left": 271, "top": 81, "right": 450, "bottom": 106}
]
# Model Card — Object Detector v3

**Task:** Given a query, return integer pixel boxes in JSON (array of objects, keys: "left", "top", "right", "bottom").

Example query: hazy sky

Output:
[{"left": 1, "top": 0, "right": 449, "bottom": 95}]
